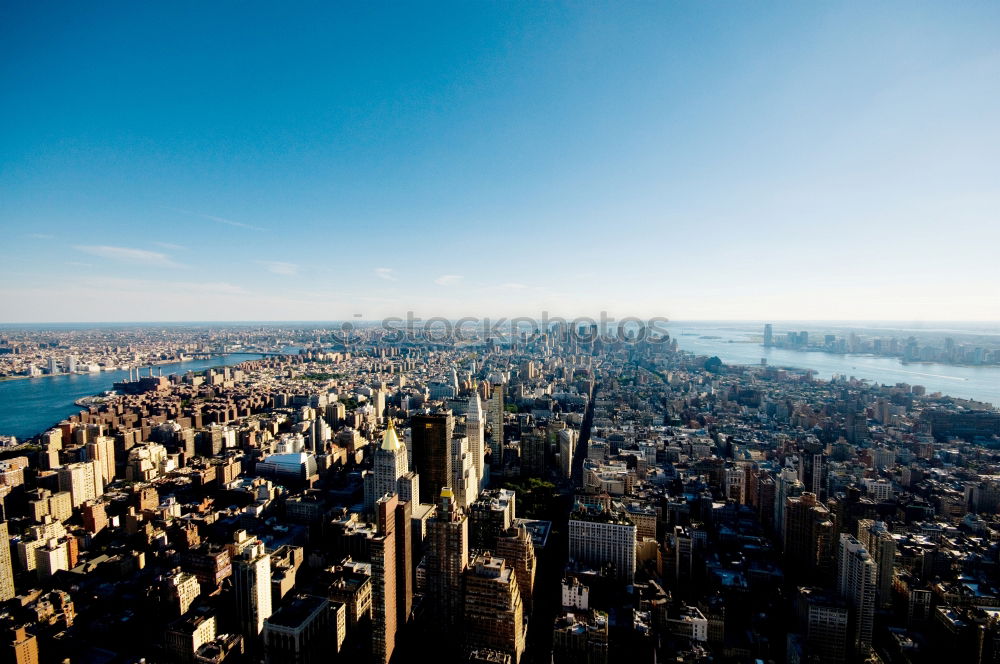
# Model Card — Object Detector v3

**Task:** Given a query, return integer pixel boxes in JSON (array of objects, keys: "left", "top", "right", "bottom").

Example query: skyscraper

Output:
[
  {"left": 0, "top": 522, "right": 15, "bottom": 602},
  {"left": 365, "top": 419, "right": 418, "bottom": 515},
  {"left": 569, "top": 507, "right": 636, "bottom": 583},
  {"left": 233, "top": 535, "right": 273, "bottom": 647},
  {"left": 783, "top": 493, "right": 836, "bottom": 578},
  {"left": 426, "top": 487, "right": 468, "bottom": 630},
  {"left": 371, "top": 494, "right": 398, "bottom": 664},
  {"left": 487, "top": 384, "right": 505, "bottom": 468},
  {"left": 838, "top": 534, "right": 876, "bottom": 658},
  {"left": 496, "top": 523, "right": 536, "bottom": 615},
  {"left": 763, "top": 323, "right": 774, "bottom": 347},
  {"left": 467, "top": 393, "right": 486, "bottom": 491},
  {"left": 411, "top": 412, "right": 453, "bottom": 504},
  {"left": 857, "top": 520, "right": 896, "bottom": 609},
  {"left": 464, "top": 553, "right": 525, "bottom": 663}
]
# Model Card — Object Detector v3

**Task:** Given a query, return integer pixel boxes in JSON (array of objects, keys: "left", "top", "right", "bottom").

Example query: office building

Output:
[
  {"left": 495, "top": 524, "right": 536, "bottom": 615},
  {"left": 233, "top": 535, "right": 273, "bottom": 646},
  {"left": 857, "top": 520, "right": 896, "bottom": 609},
  {"left": 468, "top": 393, "right": 486, "bottom": 490},
  {"left": 568, "top": 507, "right": 636, "bottom": 583},
  {"left": 263, "top": 595, "right": 340, "bottom": 664},
  {"left": 371, "top": 494, "right": 398, "bottom": 664},
  {"left": 464, "top": 553, "right": 525, "bottom": 663},
  {"left": 838, "top": 534, "right": 876, "bottom": 658},
  {"left": 426, "top": 487, "right": 468, "bottom": 630},
  {"left": 365, "top": 419, "right": 419, "bottom": 515},
  {"left": 411, "top": 412, "right": 453, "bottom": 504}
]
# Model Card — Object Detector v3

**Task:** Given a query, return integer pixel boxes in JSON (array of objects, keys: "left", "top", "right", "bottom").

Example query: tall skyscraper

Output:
[
  {"left": 467, "top": 393, "right": 486, "bottom": 491},
  {"left": 838, "top": 534, "right": 876, "bottom": 658},
  {"left": 857, "top": 520, "right": 896, "bottom": 609},
  {"left": 233, "top": 535, "right": 273, "bottom": 647},
  {"left": 464, "top": 553, "right": 526, "bottom": 663},
  {"left": 487, "top": 384, "right": 505, "bottom": 468},
  {"left": 426, "top": 487, "right": 468, "bottom": 630},
  {"left": 394, "top": 500, "right": 413, "bottom": 628},
  {"left": 365, "top": 419, "right": 418, "bottom": 514},
  {"left": 451, "top": 435, "right": 478, "bottom": 508},
  {"left": 411, "top": 412, "right": 453, "bottom": 504},
  {"left": 496, "top": 523, "right": 536, "bottom": 615},
  {"left": 774, "top": 467, "right": 803, "bottom": 541},
  {"left": 371, "top": 494, "right": 398, "bottom": 664},
  {"left": 783, "top": 493, "right": 836, "bottom": 578},
  {"left": 763, "top": 323, "right": 774, "bottom": 347},
  {"left": 0, "top": 522, "right": 15, "bottom": 602}
]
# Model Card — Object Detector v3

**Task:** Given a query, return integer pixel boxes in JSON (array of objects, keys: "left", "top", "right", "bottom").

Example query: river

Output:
[
  {"left": 665, "top": 323, "right": 1000, "bottom": 407},
  {"left": 0, "top": 354, "right": 265, "bottom": 441}
]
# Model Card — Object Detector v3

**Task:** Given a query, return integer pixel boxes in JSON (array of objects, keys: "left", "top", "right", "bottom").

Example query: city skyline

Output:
[{"left": 3, "top": 2, "right": 1000, "bottom": 322}]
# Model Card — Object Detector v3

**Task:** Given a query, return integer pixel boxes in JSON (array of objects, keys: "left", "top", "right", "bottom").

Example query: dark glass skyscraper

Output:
[{"left": 411, "top": 412, "right": 453, "bottom": 503}]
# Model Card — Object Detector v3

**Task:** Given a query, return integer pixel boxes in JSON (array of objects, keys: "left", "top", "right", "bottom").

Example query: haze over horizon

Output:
[{"left": 3, "top": 2, "right": 999, "bottom": 322}]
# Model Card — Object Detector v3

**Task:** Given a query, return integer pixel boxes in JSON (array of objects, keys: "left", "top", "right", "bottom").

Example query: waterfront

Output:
[
  {"left": 666, "top": 323, "right": 1000, "bottom": 407},
  {"left": 0, "top": 354, "right": 265, "bottom": 441}
]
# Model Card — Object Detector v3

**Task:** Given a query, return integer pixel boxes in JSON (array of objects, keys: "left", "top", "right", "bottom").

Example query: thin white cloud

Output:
[
  {"left": 501, "top": 282, "right": 528, "bottom": 289},
  {"left": 434, "top": 274, "right": 464, "bottom": 286},
  {"left": 153, "top": 241, "right": 187, "bottom": 250},
  {"left": 25, "top": 233, "right": 54, "bottom": 240},
  {"left": 170, "top": 207, "right": 264, "bottom": 230},
  {"left": 375, "top": 267, "right": 397, "bottom": 281},
  {"left": 74, "top": 245, "right": 184, "bottom": 268},
  {"left": 259, "top": 261, "right": 299, "bottom": 276}
]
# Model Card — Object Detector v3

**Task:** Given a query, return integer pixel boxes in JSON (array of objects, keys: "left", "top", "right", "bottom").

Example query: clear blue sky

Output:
[{"left": 2, "top": 1, "right": 999, "bottom": 322}]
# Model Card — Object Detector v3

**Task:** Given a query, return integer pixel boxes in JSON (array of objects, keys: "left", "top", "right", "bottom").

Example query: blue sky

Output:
[{"left": 2, "top": 1, "right": 999, "bottom": 322}]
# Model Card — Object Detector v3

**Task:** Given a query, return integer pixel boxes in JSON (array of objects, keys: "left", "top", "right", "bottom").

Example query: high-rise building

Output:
[
  {"left": 797, "top": 587, "right": 849, "bottom": 664},
  {"left": 0, "top": 522, "right": 16, "bottom": 601},
  {"left": 487, "top": 385, "right": 505, "bottom": 468},
  {"left": 520, "top": 427, "right": 546, "bottom": 477},
  {"left": 233, "top": 536, "right": 273, "bottom": 647},
  {"left": 365, "top": 419, "right": 418, "bottom": 514},
  {"left": 558, "top": 429, "right": 576, "bottom": 479},
  {"left": 783, "top": 492, "right": 836, "bottom": 577},
  {"left": 5, "top": 626, "right": 39, "bottom": 664},
  {"left": 464, "top": 553, "right": 525, "bottom": 663},
  {"left": 263, "top": 595, "right": 340, "bottom": 664},
  {"left": 86, "top": 435, "right": 116, "bottom": 485},
  {"left": 451, "top": 435, "right": 478, "bottom": 508},
  {"left": 568, "top": 507, "right": 636, "bottom": 583},
  {"left": 774, "top": 467, "right": 803, "bottom": 541},
  {"left": 496, "top": 523, "right": 536, "bottom": 615},
  {"left": 394, "top": 500, "right": 413, "bottom": 628},
  {"left": 857, "top": 520, "right": 896, "bottom": 609},
  {"left": 426, "top": 487, "right": 468, "bottom": 630},
  {"left": 411, "top": 412, "right": 453, "bottom": 504},
  {"left": 838, "top": 534, "right": 876, "bottom": 658},
  {"left": 371, "top": 494, "right": 398, "bottom": 664},
  {"left": 763, "top": 324, "right": 773, "bottom": 347},
  {"left": 467, "top": 393, "right": 486, "bottom": 491},
  {"left": 469, "top": 489, "right": 516, "bottom": 550},
  {"left": 57, "top": 460, "right": 104, "bottom": 508}
]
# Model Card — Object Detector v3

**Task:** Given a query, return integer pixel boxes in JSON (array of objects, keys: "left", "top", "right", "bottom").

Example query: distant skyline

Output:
[{"left": 3, "top": 2, "right": 999, "bottom": 322}]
